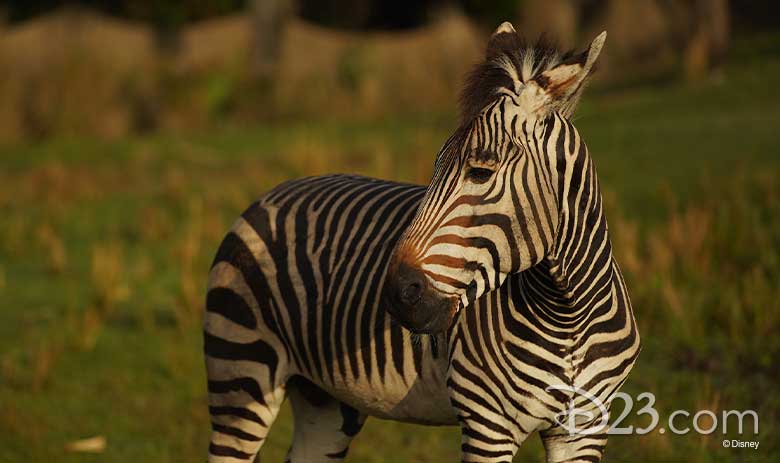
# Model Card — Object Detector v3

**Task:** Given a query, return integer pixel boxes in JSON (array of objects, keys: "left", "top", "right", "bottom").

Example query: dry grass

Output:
[
  {"left": 0, "top": 8, "right": 481, "bottom": 141},
  {"left": 176, "top": 198, "right": 206, "bottom": 327},
  {"left": 0, "top": 8, "right": 157, "bottom": 140},
  {"left": 71, "top": 240, "right": 132, "bottom": 351},
  {"left": 609, "top": 170, "right": 780, "bottom": 369},
  {"left": 274, "top": 11, "right": 481, "bottom": 117},
  {"left": 91, "top": 241, "right": 130, "bottom": 312},
  {"left": 35, "top": 222, "right": 67, "bottom": 274}
]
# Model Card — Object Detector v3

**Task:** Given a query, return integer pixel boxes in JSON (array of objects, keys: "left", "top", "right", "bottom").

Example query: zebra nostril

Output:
[{"left": 400, "top": 281, "right": 423, "bottom": 306}]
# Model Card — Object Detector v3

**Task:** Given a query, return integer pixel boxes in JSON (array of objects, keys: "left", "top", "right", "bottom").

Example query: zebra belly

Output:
[
  {"left": 327, "top": 374, "right": 458, "bottom": 426},
  {"left": 301, "top": 336, "right": 458, "bottom": 426}
]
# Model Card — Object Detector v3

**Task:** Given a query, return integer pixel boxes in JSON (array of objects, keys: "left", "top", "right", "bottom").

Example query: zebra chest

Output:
[{"left": 447, "top": 301, "right": 584, "bottom": 426}]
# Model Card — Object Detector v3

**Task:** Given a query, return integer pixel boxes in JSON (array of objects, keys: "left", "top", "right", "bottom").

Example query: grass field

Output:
[{"left": 1, "top": 35, "right": 778, "bottom": 462}]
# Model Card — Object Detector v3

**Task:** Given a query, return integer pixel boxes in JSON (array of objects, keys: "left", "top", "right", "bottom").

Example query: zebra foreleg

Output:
[
  {"left": 540, "top": 424, "right": 608, "bottom": 463},
  {"left": 285, "top": 376, "right": 366, "bottom": 463},
  {"left": 457, "top": 417, "right": 525, "bottom": 463}
]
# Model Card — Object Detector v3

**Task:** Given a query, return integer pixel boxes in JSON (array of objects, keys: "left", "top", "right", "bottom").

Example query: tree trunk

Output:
[{"left": 250, "top": 0, "right": 295, "bottom": 79}]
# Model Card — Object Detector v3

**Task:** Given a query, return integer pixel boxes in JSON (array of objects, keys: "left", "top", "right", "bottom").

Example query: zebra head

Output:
[{"left": 384, "top": 23, "right": 606, "bottom": 334}]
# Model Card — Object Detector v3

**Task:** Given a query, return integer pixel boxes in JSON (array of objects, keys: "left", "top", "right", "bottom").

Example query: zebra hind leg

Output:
[
  {"left": 206, "top": 376, "right": 286, "bottom": 462},
  {"left": 285, "top": 376, "right": 366, "bottom": 463},
  {"left": 206, "top": 360, "right": 287, "bottom": 463},
  {"left": 204, "top": 284, "right": 288, "bottom": 461}
]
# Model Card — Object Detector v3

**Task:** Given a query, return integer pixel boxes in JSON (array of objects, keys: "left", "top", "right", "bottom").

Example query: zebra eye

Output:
[{"left": 465, "top": 167, "right": 494, "bottom": 184}]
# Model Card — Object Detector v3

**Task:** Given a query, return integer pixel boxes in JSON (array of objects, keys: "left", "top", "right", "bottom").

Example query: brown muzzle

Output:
[{"left": 383, "top": 260, "right": 458, "bottom": 334}]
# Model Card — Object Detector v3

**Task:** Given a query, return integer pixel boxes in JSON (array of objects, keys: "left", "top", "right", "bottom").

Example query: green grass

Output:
[{"left": 1, "top": 38, "right": 779, "bottom": 462}]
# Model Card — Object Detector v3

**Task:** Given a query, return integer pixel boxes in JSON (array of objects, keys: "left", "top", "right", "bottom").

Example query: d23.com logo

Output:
[{"left": 546, "top": 384, "right": 759, "bottom": 438}]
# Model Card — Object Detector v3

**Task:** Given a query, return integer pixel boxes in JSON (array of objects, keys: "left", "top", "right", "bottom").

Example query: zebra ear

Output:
[
  {"left": 491, "top": 21, "right": 516, "bottom": 38},
  {"left": 486, "top": 21, "right": 518, "bottom": 57},
  {"left": 534, "top": 31, "right": 606, "bottom": 117}
]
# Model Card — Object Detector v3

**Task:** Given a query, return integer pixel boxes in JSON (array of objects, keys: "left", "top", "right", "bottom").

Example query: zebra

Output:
[{"left": 204, "top": 22, "right": 640, "bottom": 463}]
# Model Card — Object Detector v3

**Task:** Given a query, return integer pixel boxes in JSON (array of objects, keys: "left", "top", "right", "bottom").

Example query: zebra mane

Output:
[{"left": 459, "top": 33, "right": 577, "bottom": 124}]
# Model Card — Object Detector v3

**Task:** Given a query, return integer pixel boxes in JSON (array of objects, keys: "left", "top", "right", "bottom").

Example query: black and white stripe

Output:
[{"left": 204, "top": 22, "right": 639, "bottom": 463}]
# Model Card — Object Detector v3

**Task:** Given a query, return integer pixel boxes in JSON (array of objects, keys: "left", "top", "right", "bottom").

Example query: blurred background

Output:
[{"left": 0, "top": 1, "right": 777, "bottom": 462}]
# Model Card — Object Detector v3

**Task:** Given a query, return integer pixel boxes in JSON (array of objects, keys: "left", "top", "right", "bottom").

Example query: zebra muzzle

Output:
[{"left": 383, "top": 262, "right": 458, "bottom": 334}]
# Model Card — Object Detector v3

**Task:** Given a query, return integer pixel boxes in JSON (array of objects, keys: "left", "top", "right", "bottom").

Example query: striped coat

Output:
[{"left": 205, "top": 22, "right": 639, "bottom": 463}]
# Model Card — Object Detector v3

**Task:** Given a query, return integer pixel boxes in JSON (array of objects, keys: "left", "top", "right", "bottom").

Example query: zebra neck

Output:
[{"left": 526, "top": 156, "right": 614, "bottom": 314}]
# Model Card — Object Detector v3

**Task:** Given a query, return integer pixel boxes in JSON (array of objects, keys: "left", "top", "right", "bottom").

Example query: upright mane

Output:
[{"left": 459, "top": 33, "right": 577, "bottom": 124}]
